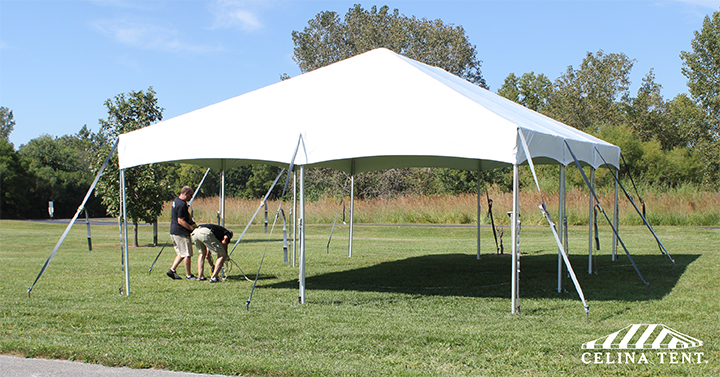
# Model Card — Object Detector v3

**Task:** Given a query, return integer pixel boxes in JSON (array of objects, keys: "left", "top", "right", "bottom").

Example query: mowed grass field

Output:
[{"left": 0, "top": 218, "right": 718, "bottom": 376}]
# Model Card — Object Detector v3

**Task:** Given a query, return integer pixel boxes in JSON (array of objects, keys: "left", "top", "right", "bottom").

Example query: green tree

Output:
[
  {"left": 680, "top": 10, "right": 720, "bottom": 188},
  {"left": 546, "top": 50, "right": 634, "bottom": 133},
  {"left": 624, "top": 70, "right": 669, "bottom": 146},
  {"left": 292, "top": 4, "right": 486, "bottom": 87},
  {"left": 598, "top": 124, "right": 703, "bottom": 188},
  {"left": 497, "top": 73, "right": 521, "bottom": 103},
  {"left": 497, "top": 72, "right": 553, "bottom": 112},
  {"left": 242, "top": 165, "right": 283, "bottom": 199},
  {"left": 0, "top": 138, "right": 32, "bottom": 218},
  {"left": 665, "top": 94, "right": 714, "bottom": 149},
  {"left": 93, "top": 87, "right": 171, "bottom": 246},
  {"left": 0, "top": 107, "right": 15, "bottom": 140},
  {"left": 681, "top": 10, "right": 720, "bottom": 125},
  {"left": 17, "top": 128, "right": 105, "bottom": 218}
]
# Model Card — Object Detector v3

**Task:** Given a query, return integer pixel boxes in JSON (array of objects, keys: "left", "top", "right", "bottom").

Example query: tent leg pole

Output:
[
  {"left": 558, "top": 166, "right": 565, "bottom": 293},
  {"left": 588, "top": 168, "right": 594, "bottom": 274},
  {"left": 348, "top": 175, "right": 354, "bottom": 258},
  {"left": 299, "top": 165, "right": 306, "bottom": 304},
  {"left": 511, "top": 164, "right": 519, "bottom": 314},
  {"left": 221, "top": 169, "right": 226, "bottom": 227},
  {"left": 85, "top": 209, "right": 92, "bottom": 251},
  {"left": 477, "top": 168, "right": 481, "bottom": 260},
  {"left": 613, "top": 169, "right": 619, "bottom": 261},
  {"left": 564, "top": 191, "right": 569, "bottom": 260},
  {"left": 293, "top": 170, "right": 297, "bottom": 268},
  {"left": 121, "top": 169, "right": 130, "bottom": 296}
]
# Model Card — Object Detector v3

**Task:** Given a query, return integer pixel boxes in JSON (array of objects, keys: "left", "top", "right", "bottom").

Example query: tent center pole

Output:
[{"left": 511, "top": 164, "right": 519, "bottom": 314}]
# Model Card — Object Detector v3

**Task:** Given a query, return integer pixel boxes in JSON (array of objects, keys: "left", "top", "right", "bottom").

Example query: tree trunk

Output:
[{"left": 133, "top": 220, "right": 139, "bottom": 247}]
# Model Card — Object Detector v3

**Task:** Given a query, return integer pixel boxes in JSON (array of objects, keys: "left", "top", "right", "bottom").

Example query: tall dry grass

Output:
[{"left": 162, "top": 188, "right": 720, "bottom": 226}]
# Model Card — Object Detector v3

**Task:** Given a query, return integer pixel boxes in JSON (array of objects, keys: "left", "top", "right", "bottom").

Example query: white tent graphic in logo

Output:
[{"left": 582, "top": 324, "right": 703, "bottom": 350}]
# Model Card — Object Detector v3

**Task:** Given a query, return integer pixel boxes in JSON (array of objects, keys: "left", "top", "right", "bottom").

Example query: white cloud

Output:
[
  {"left": 209, "top": 0, "right": 264, "bottom": 31},
  {"left": 93, "top": 18, "right": 222, "bottom": 53}
]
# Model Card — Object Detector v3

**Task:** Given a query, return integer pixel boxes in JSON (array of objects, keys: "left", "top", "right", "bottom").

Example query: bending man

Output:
[{"left": 191, "top": 224, "right": 233, "bottom": 283}]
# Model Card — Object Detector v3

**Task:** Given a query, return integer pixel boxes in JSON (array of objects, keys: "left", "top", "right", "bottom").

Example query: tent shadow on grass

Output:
[{"left": 261, "top": 253, "right": 699, "bottom": 302}]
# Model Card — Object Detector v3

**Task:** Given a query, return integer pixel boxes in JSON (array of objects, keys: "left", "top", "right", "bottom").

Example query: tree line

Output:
[{"left": 1, "top": 4, "right": 719, "bottom": 221}]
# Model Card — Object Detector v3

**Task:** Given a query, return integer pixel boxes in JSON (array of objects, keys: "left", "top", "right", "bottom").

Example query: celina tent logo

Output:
[{"left": 581, "top": 324, "right": 706, "bottom": 365}]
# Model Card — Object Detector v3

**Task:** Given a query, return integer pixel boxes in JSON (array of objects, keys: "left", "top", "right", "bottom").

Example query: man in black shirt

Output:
[
  {"left": 167, "top": 186, "right": 197, "bottom": 280},
  {"left": 191, "top": 224, "right": 233, "bottom": 283}
]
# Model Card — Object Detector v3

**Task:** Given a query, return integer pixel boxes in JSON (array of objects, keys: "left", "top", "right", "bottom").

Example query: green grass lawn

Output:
[{"left": 1, "top": 219, "right": 718, "bottom": 376}]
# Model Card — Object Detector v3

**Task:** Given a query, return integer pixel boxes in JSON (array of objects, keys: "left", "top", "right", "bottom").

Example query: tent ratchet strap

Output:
[
  {"left": 28, "top": 139, "right": 119, "bottom": 297},
  {"left": 518, "top": 131, "right": 590, "bottom": 321},
  {"left": 595, "top": 148, "right": 675, "bottom": 272},
  {"left": 593, "top": 205, "right": 599, "bottom": 274},
  {"left": 281, "top": 208, "right": 289, "bottom": 263},
  {"left": 565, "top": 141, "right": 650, "bottom": 293},
  {"left": 486, "top": 190, "right": 500, "bottom": 254}
]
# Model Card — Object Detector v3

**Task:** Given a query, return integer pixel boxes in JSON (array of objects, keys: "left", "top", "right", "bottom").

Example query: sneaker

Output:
[
  {"left": 166, "top": 270, "right": 181, "bottom": 280},
  {"left": 186, "top": 275, "right": 197, "bottom": 280},
  {"left": 209, "top": 277, "right": 220, "bottom": 283},
  {"left": 197, "top": 277, "right": 207, "bottom": 281}
]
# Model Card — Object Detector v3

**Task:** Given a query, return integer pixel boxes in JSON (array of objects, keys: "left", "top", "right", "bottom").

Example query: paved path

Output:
[{"left": 0, "top": 355, "right": 233, "bottom": 377}]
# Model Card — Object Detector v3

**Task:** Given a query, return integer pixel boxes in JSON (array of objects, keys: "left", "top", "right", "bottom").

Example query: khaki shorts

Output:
[
  {"left": 191, "top": 227, "right": 228, "bottom": 258},
  {"left": 171, "top": 234, "right": 193, "bottom": 258}
]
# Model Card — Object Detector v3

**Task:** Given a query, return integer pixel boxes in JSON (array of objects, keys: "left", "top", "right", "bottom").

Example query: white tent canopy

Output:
[
  {"left": 118, "top": 48, "right": 618, "bottom": 172},
  {"left": 117, "top": 48, "right": 621, "bottom": 311}
]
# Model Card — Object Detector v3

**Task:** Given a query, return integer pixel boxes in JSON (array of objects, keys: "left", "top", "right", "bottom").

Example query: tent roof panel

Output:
[{"left": 118, "top": 48, "right": 620, "bottom": 172}]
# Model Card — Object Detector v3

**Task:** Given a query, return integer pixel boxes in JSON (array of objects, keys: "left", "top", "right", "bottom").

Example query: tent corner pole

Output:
[
  {"left": 120, "top": 168, "right": 130, "bottom": 295},
  {"left": 293, "top": 170, "right": 297, "bottom": 267},
  {"left": 613, "top": 169, "right": 619, "bottom": 261},
  {"left": 298, "top": 165, "right": 306, "bottom": 304},
  {"left": 511, "top": 164, "right": 519, "bottom": 314},
  {"left": 558, "top": 165, "right": 565, "bottom": 293},
  {"left": 588, "top": 168, "right": 595, "bottom": 274},
  {"left": 348, "top": 174, "right": 354, "bottom": 258},
  {"left": 476, "top": 166, "right": 481, "bottom": 260}
]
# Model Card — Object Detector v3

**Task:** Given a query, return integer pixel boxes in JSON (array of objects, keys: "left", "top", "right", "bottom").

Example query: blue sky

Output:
[{"left": 1, "top": 0, "right": 719, "bottom": 147}]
